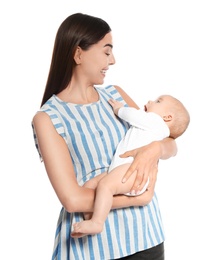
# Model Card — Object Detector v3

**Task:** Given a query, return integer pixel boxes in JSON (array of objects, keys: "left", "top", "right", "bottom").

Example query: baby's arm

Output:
[{"left": 109, "top": 99, "right": 145, "bottom": 128}]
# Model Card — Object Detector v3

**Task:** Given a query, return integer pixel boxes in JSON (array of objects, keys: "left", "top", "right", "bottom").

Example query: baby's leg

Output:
[{"left": 72, "top": 163, "right": 134, "bottom": 237}]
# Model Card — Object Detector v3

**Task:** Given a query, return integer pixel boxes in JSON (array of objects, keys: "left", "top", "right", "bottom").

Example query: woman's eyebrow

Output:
[{"left": 104, "top": 44, "right": 113, "bottom": 48}]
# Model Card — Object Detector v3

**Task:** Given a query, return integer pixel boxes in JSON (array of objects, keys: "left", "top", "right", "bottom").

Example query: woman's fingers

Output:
[{"left": 120, "top": 144, "right": 159, "bottom": 194}]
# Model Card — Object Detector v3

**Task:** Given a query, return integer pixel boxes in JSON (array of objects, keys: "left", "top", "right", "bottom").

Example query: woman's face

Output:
[{"left": 78, "top": 32, "right": 116, "bottom": 85}]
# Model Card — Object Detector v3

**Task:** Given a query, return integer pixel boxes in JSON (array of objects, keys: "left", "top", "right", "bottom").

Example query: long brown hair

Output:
[{"left": 41, "top": 13, "right": 111, "bottom": 107}]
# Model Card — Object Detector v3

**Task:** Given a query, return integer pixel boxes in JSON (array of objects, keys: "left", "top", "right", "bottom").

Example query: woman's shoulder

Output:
[
  {"left": 98, "top": 84, "right": 118, "bottom": 93},
  {"left": 32, "top": 103, "right": 67, "bottom": 144},
  {"left": 95, "top": 85, "right": 122, "bottom": 102},
  {"left": 97, "top": 85, "right": 124, "bottom": 99},
  {"left": 104, "top": 85, "right": 139, "bottom": 108},
  {"left": 102, "top": 85, "right": 123, "bottom": 93},
  {"left": 32, "top": 111, "right": 53, "bottom": 133},
  {"left": 32, "top": 95, "right": 62, "bottom": 128}
]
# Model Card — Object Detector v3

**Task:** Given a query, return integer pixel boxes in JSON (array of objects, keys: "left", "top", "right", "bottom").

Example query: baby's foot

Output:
[{"left": 71, "top": 220, "right": 103, "bottom": 238}]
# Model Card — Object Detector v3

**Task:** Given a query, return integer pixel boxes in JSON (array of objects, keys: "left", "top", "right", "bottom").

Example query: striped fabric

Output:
[{"left": 32, "top": 85, "right": 165, "bottom": 260}]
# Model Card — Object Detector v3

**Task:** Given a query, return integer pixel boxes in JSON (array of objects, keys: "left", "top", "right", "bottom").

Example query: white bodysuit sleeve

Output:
[
  {"left": 118, "top": 106, "right": 170, "bottom": 137},
  {"left": 118, "top": 107, "right": 156, "bottom": 128},
  {"left": 118, "top": 107, "right": 146, "bottom": 127}
]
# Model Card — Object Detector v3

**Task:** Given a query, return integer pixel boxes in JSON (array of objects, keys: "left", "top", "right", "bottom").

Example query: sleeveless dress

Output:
[{"left": 32, "top": 85, "right": 165, "bottom": 260}]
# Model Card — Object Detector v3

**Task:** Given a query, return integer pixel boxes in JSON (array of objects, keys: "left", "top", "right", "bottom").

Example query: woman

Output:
[{"left": 32, "top": 13, "right": 177, "bottom": 260}]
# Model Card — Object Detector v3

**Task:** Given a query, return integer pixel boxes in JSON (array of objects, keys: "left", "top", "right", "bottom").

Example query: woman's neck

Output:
[{"left": 57, "top": 85, "right": 99, "bottom": 104}]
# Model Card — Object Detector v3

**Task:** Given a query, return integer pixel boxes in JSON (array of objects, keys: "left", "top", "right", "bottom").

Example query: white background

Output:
[{"left": 1, "top": 0, "right": 216, "bottom": 259}]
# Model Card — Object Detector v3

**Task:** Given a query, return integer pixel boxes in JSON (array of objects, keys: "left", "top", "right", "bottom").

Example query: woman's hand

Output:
[
  {"left": 120, "top": 141, "right": 161, "bottom": 194},
  {"left": 121, "top": 142, "right": 160, "bottom": 194},
  {"left": 120, "top": 138, "right": 177, "bottom": 194}
]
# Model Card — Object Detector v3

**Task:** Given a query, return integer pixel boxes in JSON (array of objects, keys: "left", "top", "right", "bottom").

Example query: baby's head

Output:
[{"left": 145, "top": 95, "right": 190, "bottom": 139}]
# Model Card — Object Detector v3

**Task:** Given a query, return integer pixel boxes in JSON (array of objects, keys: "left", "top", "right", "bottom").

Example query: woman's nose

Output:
[{"left": 109, "top": 53, "right": 116, "bottom": 65}]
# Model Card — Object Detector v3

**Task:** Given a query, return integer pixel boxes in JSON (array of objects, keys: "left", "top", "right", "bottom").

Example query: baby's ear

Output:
[{"left": 163, "top": 114, "right": 172, "bottom": 122}]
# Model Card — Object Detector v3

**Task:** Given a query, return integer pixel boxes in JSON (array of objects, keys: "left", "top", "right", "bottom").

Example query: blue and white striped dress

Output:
[{"left": 33, "top": 85, "right": 165, "bottom": 260}]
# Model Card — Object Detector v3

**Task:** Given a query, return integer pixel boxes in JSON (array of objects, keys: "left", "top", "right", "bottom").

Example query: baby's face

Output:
[{"left": 144, "top": 95, "right": 173, "bottom": 117}]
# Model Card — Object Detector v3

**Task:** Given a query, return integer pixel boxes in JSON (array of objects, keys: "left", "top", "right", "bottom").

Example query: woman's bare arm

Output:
[{"left": 33, "top": 112, "right": 153, "bottom": 213}]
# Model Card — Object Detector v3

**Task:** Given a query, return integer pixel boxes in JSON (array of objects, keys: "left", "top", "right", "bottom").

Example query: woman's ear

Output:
[
  {"left": 74, "top": 46, "right": 82, "bottom": 65},
  {"left": 163, "top": 114, "right": 172, "bottom": 122}
]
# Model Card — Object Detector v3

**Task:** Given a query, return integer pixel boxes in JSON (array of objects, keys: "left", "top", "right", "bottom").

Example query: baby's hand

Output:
[{"left": 108, "top": 99, "right": 124, "bottom": 115}]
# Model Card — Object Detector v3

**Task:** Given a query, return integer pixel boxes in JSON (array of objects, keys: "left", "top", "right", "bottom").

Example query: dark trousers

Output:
[{"left": 115, "top": 243, "right": 164, "bottom": 260}]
